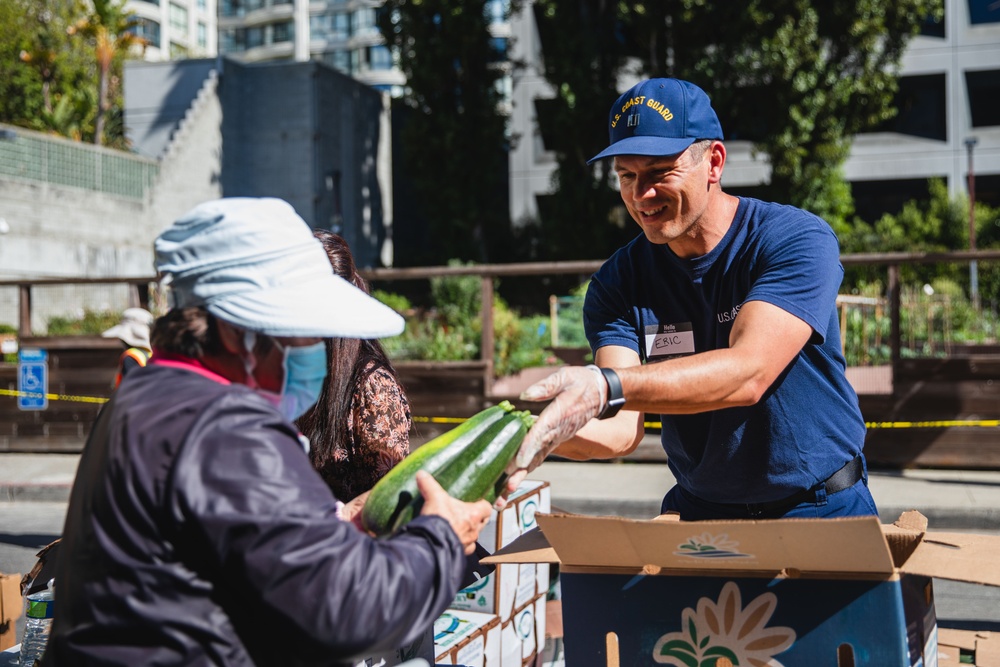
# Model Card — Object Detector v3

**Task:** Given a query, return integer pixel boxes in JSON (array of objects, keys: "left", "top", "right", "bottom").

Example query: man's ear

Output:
[
  {"left": 708, "top": 140, "right": 726, "bottom": 184},
  {"left": 215, "top": 319, "right": 246, "bottom": 355}
]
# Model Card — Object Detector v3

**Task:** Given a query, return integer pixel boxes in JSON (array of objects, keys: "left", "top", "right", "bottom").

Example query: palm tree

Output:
[{"left": 68, "top": 0, "right": 145, "bottom": 145}]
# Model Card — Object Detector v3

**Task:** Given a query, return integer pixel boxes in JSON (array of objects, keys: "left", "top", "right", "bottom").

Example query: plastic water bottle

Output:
[{"left": 19, "top": 589, "right": 54, "bottom": 667}]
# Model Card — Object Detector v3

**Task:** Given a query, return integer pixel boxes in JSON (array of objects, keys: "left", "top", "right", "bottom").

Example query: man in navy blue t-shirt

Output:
[{"left": 509, "top": 78, "right": 878, "bottom": 521}]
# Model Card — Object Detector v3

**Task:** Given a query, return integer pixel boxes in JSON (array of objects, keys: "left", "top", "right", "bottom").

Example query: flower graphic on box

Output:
[
  {"left": 652, "top": 581, "right": 795, "bottom": 666},
  {"left": 675, "top": 533, "right": 752, "bottom": 559}
]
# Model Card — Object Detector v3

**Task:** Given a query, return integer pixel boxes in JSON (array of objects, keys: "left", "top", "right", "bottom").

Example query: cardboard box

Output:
[
  {"left": 0, "top": 572, "right": 23, "bottom": 652},
  {"left": 499, "top": 593, "right": 547, "bottom": 667},
  {"left": 937, "top": 628, "right": 1000, "bottom": 666},
  {"left": 450, "top": 481, "right": 550, "bottom": 621},
  {"left": 486, "top": 510, "right": 1000, "bottom": 667},
  {"left": 433, "top": 609, "right": 501, "bottom": 667},
  {"left": 352, "top": 628, "right": 437, "bottom": 667}
]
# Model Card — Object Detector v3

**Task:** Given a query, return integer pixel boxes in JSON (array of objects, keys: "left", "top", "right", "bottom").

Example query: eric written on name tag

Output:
[{"left": 645, "top": 323, "right": 695, "bottom": 361}]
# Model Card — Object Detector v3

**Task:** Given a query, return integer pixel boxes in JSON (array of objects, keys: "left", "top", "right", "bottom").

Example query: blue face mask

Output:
[
  {"left": 243, "top": 332, "right": 328, "bottom": 421},
  {"left": 273, "top": 339, "right": 328, "bottom": 421}
]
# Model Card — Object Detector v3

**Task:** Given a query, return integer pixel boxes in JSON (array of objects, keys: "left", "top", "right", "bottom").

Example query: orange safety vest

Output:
[{"left": 114, "top": 347, "right": 151, "bottom": 388}]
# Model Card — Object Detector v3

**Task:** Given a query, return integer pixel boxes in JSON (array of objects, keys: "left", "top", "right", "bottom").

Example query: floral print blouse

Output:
[{"left": 325, "top": 362, "right": 411, "bottom": 501}]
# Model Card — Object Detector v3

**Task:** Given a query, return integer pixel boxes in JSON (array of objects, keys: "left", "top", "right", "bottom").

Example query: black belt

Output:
[{"left": 722, "top": 455, "right": 864, "bottom": 518}]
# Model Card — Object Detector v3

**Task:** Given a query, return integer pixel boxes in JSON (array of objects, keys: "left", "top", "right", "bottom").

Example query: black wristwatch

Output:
[{"left": 589, "top": 365, "right": 626, "bottom": 420}]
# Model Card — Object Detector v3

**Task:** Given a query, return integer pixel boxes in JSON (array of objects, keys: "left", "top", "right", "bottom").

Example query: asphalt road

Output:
[{"left": 2, "top": 500, "right": 999, "bottom": 652}]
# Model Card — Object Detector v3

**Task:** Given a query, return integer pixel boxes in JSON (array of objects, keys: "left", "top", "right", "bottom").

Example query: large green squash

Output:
[{"left": 361, "top": 401, "right": 533, "bottom": 536}]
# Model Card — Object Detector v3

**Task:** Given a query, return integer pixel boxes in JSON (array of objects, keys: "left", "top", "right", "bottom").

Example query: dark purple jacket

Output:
[{"left": 46, "top": 359, "right": 465, "bottom": 666}]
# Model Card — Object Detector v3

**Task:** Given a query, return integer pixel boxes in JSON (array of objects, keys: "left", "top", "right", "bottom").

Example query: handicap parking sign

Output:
[{"left": 18, "top": 348, "right": 48, "bottom": 411}]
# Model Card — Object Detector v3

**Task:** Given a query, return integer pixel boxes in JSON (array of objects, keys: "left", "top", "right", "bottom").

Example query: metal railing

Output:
[{"left": 1, "top": 251, "right": 998, "bottom": 397}]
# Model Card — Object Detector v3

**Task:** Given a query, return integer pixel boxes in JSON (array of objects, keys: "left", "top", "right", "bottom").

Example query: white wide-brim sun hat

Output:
[
  {"left": 154, "top": 198, "right": 404, "bottom": 339},
  {"left": 102, "top": 307, "right": 154, "bottom": 349}
]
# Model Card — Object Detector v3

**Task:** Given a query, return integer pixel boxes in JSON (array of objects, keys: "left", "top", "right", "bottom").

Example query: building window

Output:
[
  {"left": 489, "top": 36, "right": 507, "bottom": 61},
  {"left": 220, "top": 0, "right": 241, "bottom": 17},
  {"left": 495, "top": 73, "right": 512, "bottom": 108},
  {"left": 197, "top": 0, "right": 206, "bottom": 10},
  {"left": 919, "top": 10, "right": 945, "bottom": 37},
  {"left": 246, "top": 26, "right": 263, "bottom": 48},
  {"left": 968, "top": 0, "right": 1000, "bottom": 24},
  {"left": 322, "top": 49, "right": 351, "bottom": 73},
  {"left": 352, "top": 7, "right": 377, "bottom": 36},
  {"left": 311, "top": 12, "right": 350, "bottom": 40},
  {"left": 850, "top": 179, "right": 933, "bottom": 225},
  {"left": 128, "top": 18, "right": 161, "bottom": 47},
  {"left": 197, "top": 22, "right": 207, "bottom": 47},
  {"left": 368, "top": 44, "right": 392, "bottom": 70},
  {"left": 220, "top": 27, "right": 245, "bottom": 51},
  {"left": 272, "top": 21, "right": 293, "bottom": 43},
  {"left": 485, "top": 0, "right": 507, "bottom": 24},
  {"left": 169, "top": 3, "right": 188, "bottom": 36},
  {"left": 875, "top": 73, "right": 947, "bottom": 141},
  {"left": 169, "top": 41, "right": 189, "bottom": 58},
  {"left": 967, "top": 69, "right": 1000, "bottom": 127}
]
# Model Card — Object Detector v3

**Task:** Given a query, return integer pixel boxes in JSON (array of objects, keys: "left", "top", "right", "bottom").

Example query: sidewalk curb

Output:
[{"left": 0, "top": 484, "right": 71, "bottom": 503}]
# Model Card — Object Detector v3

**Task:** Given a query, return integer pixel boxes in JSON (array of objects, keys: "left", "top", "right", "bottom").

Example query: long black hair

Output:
[{"left": 295, "top": 231, "right": 407, "bottom": 490}]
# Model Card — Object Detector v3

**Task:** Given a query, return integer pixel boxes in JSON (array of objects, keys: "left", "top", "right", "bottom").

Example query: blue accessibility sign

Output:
[{"left": 18, "top": 348, "right": 48, "bottom": 411}]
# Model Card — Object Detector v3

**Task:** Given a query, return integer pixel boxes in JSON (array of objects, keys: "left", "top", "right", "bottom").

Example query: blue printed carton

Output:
[{"left": 485, "top": 511, "right": 1000, "bottom": 667}]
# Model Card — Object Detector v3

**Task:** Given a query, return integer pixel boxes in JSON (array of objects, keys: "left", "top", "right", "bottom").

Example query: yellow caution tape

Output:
[
  {"left": 864, "top": 419, "right": 1000, "bottom": 429},
  {"left": 411, "top": 415, "right": 469, "bottom": 425},
  {"left": 0, "top": 388, "right": 109, "bottom": 404},
  {"left": 643, "top": 419, "right": 999, "bottom": 430},
  {"left": 3, "top": 389, "right": 997, "bottom": 429}
]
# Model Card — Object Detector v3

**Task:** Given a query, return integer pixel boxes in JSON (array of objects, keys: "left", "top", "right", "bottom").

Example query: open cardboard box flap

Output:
[{"left": 484, "top": 510, "right": 1000, "bottom": 586}]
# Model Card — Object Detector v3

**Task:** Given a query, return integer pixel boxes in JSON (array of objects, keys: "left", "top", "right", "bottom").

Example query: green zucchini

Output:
[
  {"left": 360, "top": 401, "right": 533, "bottom": 536},
  {"left": 441, "top": 416, "right": 529, "bottom": 505}
]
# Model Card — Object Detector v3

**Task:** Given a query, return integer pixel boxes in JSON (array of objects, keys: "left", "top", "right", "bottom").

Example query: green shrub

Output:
[
  {"left": 46, "top": 309, "right": 121, "bottom": 336},
  {"left": 372, "top": 289, "right": 413, "bottom": 315},
  {"left": 378, "top": 264, "right": 561, "bottom": 376}
]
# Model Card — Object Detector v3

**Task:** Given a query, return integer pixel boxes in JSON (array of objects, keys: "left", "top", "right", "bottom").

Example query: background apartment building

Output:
[{"left": 127, "top": 0, "right": 219, "bottom": 60}]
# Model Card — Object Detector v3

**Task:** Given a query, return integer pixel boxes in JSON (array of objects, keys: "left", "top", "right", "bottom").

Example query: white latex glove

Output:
[{"left": 511, "top": 366, "right": 607, "bottom": 474}]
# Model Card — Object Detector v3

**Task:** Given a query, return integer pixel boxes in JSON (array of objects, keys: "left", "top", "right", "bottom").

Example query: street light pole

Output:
[{"left": 965, "top": 136, "right": 979, "bottom": 309}]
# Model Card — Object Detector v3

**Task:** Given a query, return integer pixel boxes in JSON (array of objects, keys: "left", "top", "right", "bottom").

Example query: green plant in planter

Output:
[{"left": 46, "top": 309, "right": 122, "bottom": 336}]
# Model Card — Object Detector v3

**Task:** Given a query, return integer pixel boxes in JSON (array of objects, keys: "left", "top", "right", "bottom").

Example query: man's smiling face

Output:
[{"left": 614, "top": 142, "right": 713, "bottom": 251}]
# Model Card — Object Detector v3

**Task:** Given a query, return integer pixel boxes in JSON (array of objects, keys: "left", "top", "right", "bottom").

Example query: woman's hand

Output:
[{"left": 417, "top": 470, "right": 492, "bottom": 555}]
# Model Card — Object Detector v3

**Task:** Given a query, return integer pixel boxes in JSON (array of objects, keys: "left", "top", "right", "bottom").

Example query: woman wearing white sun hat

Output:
[
  {"left": 46, "top": 197, "right": 491, "bottom": 667},
  {"left": 101, "top": 307, "right": 154, "bottom": 388}
]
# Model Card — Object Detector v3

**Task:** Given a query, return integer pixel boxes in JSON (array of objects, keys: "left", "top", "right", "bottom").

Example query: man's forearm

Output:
[{"left": 552, "top": 411, "right": 644, "bottom": 460}]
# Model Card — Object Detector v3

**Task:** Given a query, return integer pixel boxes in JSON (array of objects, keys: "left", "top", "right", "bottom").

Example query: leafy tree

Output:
[
  {"left": 662, "top": 0, "right": 942, "bottom": 230},
  {"left": 378, "top": 0, "right": 518, "bottom": 264},
  {"left": 68, "top": 0, "right": 145, "bottom": 146},
  {"left": 526, "top": 0, "right": 638, "bottom": 261},
  {"left": 0, "top": 0, "right": 94, "bottom": 137},
  {"left": 0, "top": 0, "right": 39, "bottom": 125},
  {"left": 526, "top": 0, "right": 940, "bottom": 244},
  {"left": 839, "top": 178, "right": 1000, "bottom": 308}
]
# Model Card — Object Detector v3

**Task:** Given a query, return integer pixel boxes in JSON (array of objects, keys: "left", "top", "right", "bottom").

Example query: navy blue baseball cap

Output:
[{"left": 587, "top": 78, "right": 724, "bottom": 164}]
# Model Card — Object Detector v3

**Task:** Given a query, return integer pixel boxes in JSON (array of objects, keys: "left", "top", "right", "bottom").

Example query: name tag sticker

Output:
[{"left": 645, "top": 323, "right": 695, "bottom": 360}]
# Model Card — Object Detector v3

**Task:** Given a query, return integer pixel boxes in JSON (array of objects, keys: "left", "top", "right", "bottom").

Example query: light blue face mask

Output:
[
  {"left": 243, "top": 332, "right": 328, "bottom": 421},
  {"left": 275, "top": 339, "right": 328, "bottom": 421}
]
